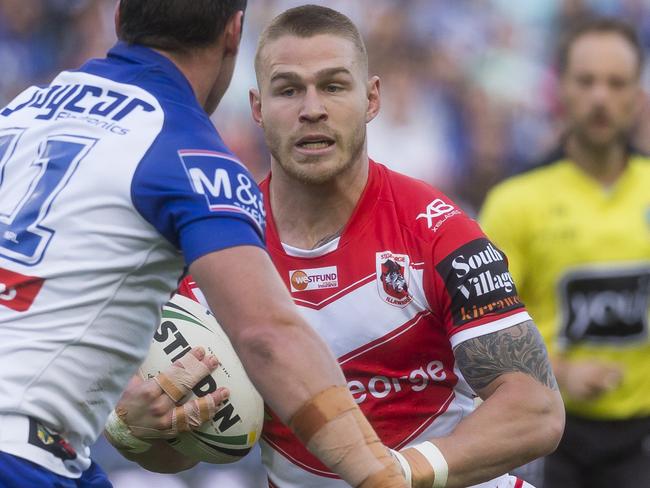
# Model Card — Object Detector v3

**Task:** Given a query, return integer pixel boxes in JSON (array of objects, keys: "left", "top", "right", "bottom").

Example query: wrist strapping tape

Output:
[
  {"left": 105, "top": 410, "right": 151, "bottom": 454},
  {"left": 390, "top": 448, "right": 413, "bottom": 486},
  {"left": 413, "top": 441, "right": 448, "bottom": 488},
  {"left": 289, "top": 386, "right": 404, "bottom": 487}
]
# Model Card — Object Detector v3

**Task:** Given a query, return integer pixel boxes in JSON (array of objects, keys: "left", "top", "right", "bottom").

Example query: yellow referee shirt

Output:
[{"left": 480, "top": 152, "right": 650, "bottom": 420}]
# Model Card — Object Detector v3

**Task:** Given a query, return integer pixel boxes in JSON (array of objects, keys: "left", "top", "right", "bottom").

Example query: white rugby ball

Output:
[{"left": 139, "top": 293, "right": 264, "bottom": 464}]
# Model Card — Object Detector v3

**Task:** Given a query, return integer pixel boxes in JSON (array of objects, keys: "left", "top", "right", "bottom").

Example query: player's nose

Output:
[{"left": 299, "top": 86, "right": 328, "bottom": 123}]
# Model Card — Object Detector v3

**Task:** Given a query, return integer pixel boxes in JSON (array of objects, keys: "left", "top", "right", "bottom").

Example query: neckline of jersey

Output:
[
  {"left": 106, "top": 41, "right": 196, "bottom": 103},
  {"left": 560, "top": 156, "right": 641, "bottom": 198},
  {"left": 263, "top": 159, "right": 383, "bottom": 259},
  {"left": 281, "top": 237, "right": 342, "bottom": 258}
]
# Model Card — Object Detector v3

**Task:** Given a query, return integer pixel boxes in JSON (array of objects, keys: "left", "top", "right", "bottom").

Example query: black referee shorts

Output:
[{"left": 543, "top": 413, "right": 650, "bottom": 488}]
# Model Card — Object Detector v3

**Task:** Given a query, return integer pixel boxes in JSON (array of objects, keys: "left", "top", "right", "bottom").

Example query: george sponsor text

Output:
[{"left": 348, "top": 359, "right": 447, "bottom": 404}]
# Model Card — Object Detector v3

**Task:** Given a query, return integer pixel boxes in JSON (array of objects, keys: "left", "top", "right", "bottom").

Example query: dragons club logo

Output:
[{"left": 376, "top": 251, "right": 412, "bottom": 307}]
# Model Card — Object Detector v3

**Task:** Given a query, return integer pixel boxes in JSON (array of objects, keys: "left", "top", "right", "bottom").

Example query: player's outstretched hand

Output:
[{"left": 108, "top": 346, "right": 229, "bottom": 448}]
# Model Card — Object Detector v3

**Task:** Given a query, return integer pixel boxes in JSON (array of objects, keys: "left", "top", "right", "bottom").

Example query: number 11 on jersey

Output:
[{"left": 0, "top": 128, "right": 97, "bottom": 266}]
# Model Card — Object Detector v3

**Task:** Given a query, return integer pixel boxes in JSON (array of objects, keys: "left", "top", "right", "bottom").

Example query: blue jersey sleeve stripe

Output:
[{"left": 181, "top": 216, "right": 266, "bottom": 266}]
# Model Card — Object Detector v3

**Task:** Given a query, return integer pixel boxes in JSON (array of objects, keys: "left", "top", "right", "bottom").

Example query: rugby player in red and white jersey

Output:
[{"left": 119, "top": 5, "right": 564, "bottom": 488}]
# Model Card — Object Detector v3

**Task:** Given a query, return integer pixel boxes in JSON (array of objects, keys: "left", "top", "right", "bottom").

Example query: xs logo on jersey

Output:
[
  {"left": 180, "top": 150, "right": 266, "bottom": 235},
  {"left": 416, "top": 198, "right": 455, "bottom": 229}
]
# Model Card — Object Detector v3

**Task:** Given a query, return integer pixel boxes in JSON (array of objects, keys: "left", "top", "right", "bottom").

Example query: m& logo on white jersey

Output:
[
  {"left": 376, "top": 251, "right": 412, "bottom": 307},
  {"left": 416, "top": 199, "right": 455, "bottom": 229},
  {"left": 289, "top": 266, "right": 338, "bottom": 292}
]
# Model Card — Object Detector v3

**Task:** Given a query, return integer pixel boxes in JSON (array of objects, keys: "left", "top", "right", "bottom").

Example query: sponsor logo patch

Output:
[
  {"left": 376, "top": 251, "right": 412, "bottom": 307},
  {"left": 558, "top": 265, "right": 650, "bottom": 347},
  {"left": 28, "top": 418, "right": 77, "bottom": 461},
  {"left": 179, "top": 150, "right": 266, "bottom": 234},
  {"left": 289, "top": 266, "right": 338, "bottom": 292},
  {"left": 416, "top": 198, "right": 456, "bottom": 229},
  {"left": 0, "top": 268, "right": 44, "bottom": 311},
  {"left": 436, "top": 238, "right": 523, "bottom": 325}
]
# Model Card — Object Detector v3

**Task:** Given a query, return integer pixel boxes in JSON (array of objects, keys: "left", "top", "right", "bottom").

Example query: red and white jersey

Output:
[{"left": 179, "top": 160, "right": 531, "bottom": 488}]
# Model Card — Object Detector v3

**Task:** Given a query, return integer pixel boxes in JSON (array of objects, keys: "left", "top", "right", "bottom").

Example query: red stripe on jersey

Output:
[
  {"left": 514, "top": 478, "right": 524, "bottom": 488},
  {"left": 338, "top": 310, "right": 431, "bottom": 364},
  {"left": 263, "top": 308, "right": 458, "bottom": 475}
]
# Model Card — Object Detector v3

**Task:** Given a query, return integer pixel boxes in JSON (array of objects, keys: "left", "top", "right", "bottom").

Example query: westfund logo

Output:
[
  {"left": 436, "top": 238, "right": 523, "bottom": 326},
  {"left": 0, "top": 267, "right": 44, "bottom": 311}
]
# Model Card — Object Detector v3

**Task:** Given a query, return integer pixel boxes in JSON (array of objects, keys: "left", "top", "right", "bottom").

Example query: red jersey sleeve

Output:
[{"left": 421, "top": 203, "right": 530, "bottom": 349}]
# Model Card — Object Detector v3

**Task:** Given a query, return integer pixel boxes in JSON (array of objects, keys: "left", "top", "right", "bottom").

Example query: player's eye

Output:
[
  {"left": 280, "top": 87, "right": 296, "bottom": 97},
  {"left": 325, "top": 84, "right": 343, "bottom": 93},
  {"left": 609, "top": 77, "right": 627, "bottom": 90}
]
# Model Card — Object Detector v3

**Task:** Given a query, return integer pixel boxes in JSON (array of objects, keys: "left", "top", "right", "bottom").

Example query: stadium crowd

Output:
[
  {"left": 1, "top": 0, "right": 649, "bottom": 486},
  {"left": 2, "top": 0, "right": 650, "bottom": 216}
]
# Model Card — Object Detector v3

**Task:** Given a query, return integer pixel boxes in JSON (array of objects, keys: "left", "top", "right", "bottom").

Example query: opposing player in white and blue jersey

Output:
[{"left": 0, "top": 1, "right": 406, "bottom": 487}]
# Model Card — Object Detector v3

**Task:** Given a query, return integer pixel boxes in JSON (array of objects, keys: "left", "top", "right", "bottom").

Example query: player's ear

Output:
[
  {"left": 223, "top": 11, "right": 244, "bottom": 57},
  {"left": 114, "top": 1, "right": 121, "bottom": 38},
  {"left": 249, "top": 88, "right": 263, "bottom": 127},
  {"left": 366, "top": 75, "right": 381, "bottom": 123}
]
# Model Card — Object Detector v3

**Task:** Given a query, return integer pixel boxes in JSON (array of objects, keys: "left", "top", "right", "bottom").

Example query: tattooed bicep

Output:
[{"left": 453, "top": 321, "right": 558, "bottom": 393}]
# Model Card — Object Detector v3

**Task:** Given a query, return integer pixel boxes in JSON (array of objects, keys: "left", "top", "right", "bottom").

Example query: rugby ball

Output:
[{"left": 139, "top": 293, "right": 264, "bottom": 464}]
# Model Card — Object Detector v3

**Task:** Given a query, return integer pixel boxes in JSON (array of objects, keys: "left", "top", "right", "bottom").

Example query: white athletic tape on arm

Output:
[
  {"left": 413, "top": 441, "right": 448, "bottom": 488},
  {"left": 390, "top": 449, "right": 413, "bottom": 487},
  {"left": 105, "top": 410, "right": 152, "bottom": 453}
]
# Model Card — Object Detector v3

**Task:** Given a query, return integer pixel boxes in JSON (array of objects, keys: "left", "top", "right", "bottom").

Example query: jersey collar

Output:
[
  {"left": 105, "top": 41, "right": 196, "bottom": 103},
  {"left": 262, "top": 159, "right": 384, "bottom": 258}
]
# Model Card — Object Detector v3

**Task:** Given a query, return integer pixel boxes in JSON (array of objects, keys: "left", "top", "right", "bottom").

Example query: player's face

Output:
[
  {"left": 251, "top": 34, "right": 380, "bottom": 184},
  {"left": 561, "top": 33, "right": 642, "bottom": 148}
]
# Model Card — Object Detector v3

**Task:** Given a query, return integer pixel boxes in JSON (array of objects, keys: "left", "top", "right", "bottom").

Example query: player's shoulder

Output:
[
  {"left": 80, "top": 42, "right": 213, "bottom": 134},
  {"left": 375, "top": 161, "right": 478, "bottom": 243},
  {"left": 378, "top": 162, "right": 454, "bottom": 215}
]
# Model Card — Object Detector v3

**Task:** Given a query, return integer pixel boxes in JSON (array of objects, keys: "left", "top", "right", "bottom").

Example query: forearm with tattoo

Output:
[{"left": 453, "top": 321, "right": 559, "bottom": 392}]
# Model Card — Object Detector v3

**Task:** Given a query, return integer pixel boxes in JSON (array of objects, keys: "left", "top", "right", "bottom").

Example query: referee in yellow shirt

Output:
[{"left": 481, "top": 18, "right": 650, "bottom": 488}]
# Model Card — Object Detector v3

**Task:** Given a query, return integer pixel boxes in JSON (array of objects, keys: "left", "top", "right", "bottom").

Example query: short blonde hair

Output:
[{"left": 255, "top": 4, "right": 368, "bottom": 78}]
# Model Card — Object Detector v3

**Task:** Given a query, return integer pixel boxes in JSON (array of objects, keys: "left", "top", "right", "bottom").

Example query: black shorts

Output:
[{"left": 543, "top": 413, "right": 650, "bottom": 488}]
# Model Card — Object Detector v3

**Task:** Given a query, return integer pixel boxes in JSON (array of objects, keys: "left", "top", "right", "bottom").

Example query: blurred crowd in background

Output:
[
  {"left": 2, "top": 0, "right": 649, "bottom": 486},
  {"left": 2, "top": 0, "right": 650, "bottom": 216}
]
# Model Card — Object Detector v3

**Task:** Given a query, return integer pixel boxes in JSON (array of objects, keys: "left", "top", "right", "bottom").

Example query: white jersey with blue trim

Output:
[{"left": 0, "top": 42, "right": 265, "bottom": 477}]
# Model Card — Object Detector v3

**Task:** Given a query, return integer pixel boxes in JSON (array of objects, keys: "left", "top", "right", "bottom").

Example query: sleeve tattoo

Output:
[{"left": 453, "top": 321, "right": 559, "bottom": 392}]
